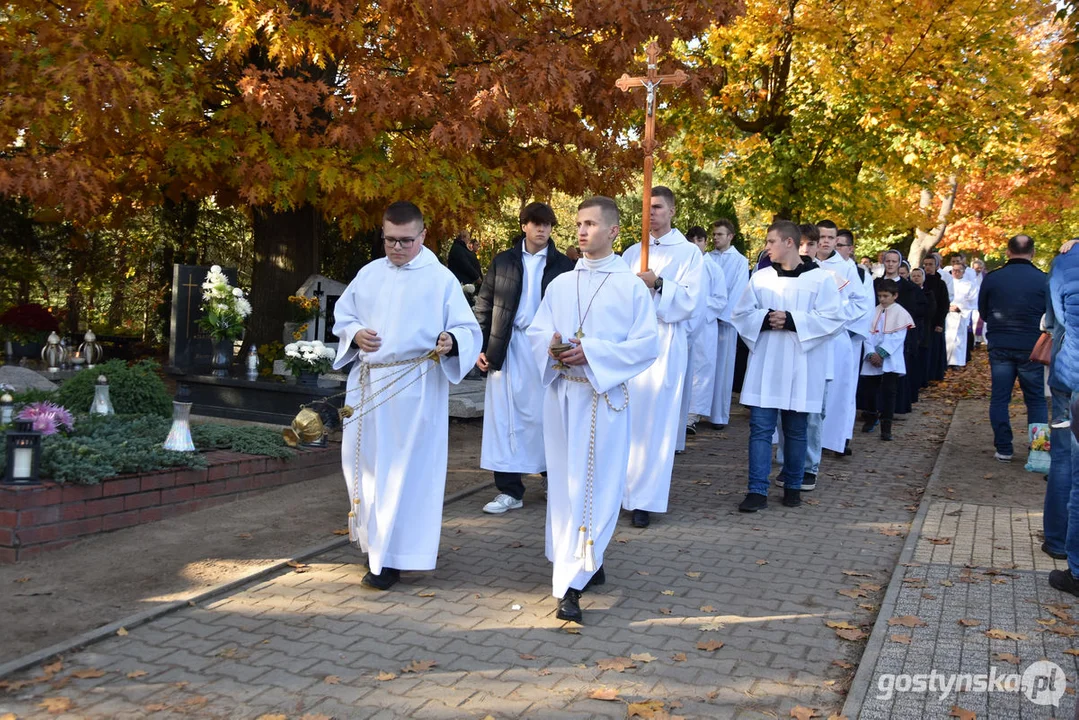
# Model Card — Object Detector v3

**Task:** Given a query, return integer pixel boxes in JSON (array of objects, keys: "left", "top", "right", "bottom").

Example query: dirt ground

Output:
[{"left": 0, "top": 418, "right": 489, "bottom": 665}]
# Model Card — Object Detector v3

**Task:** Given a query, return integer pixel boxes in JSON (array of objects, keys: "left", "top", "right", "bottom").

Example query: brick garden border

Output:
[{"left": 0, "top": 445, "right": 339, "bottom": 563}]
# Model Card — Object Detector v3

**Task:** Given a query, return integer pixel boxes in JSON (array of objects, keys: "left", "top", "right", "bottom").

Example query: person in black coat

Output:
[
  {"left": 448, "top": 230, "right": 483, "bottom": 287},
  {"left": 472, "top": 202, "right": 575, "bottom": 513},
  {"left": 921, "top": 255, "right": 950, "bottom": 382}
]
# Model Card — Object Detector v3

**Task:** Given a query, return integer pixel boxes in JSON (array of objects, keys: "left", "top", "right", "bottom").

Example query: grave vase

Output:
[
  {"left": 298, "top": 370, "right": 320, "bottom": 387},
  {"left": 210, "top": 339, "right": 233, "bottom": 378}
]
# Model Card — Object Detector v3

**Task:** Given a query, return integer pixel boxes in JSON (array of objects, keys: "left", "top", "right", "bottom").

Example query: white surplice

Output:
[
  {"left": 945, "top": 274, "right": 977, "bottom": 367},
  {"left": 526, "top": 254, "right": 659, "bottom": 598},
  {"left": 818, "top": 253, "right": 873, "bottom": 452},
  {"left": 708, "top": 246, "right": 750, "bottom": 425},
  {"left": 332, "top": 247, "right": 481, "bottom": 574},
  {"left": 689, "top": 256, "right": 728, "bottom": 416},
  {"left": 861, "top": 304, "right": 914, "bottom": 376},
  {"left": 731, "top": 263, "right": 845, "bottom": 414},
  {"left": 481, "top": 246, "right": 547, "bottom": 473},
  {"left": 620, "top": 229, "right": 703, "bottom": 512}
]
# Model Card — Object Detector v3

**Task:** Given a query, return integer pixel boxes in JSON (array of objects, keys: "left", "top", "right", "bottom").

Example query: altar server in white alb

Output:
[
  {"left": 732, "top": 220, "right": 845, "bottom": 513},
  {"left": 527, "top": 196, "right": 659, "bottom": 624},
  {"left": 620, "top": 186, "right": 703, "bottom": 529},
  {"left": 859, "top": 278, "right": 914, "bottom": 441},
  {"left": 473, "top": 202, "right": 575, "bottom": 514},
  {"left": 685, "top": 226, "right": 728, "bottom": 435},
  {"left": 945, "top": 256, "right": 977, "bottom": 368},
  {"left": 708, "top": 218, "right": 750, "bottom": 428},
  {"left": 332, "top": 201, "right": 481, "bottom": 591}
]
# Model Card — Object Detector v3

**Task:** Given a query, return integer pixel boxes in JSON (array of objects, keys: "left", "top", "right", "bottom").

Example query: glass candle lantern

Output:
[
  {"left": 89, "top": 375, "right": 115, "bottom": 415},
  {"left": 163, "top": 384, "right": 196, "bottom": 452},
  {"left": 0, "top": 393, "right": 12, "bottom": 425},
  {"left": 3, "top": 420, "right": 42, "bottom": 485}
]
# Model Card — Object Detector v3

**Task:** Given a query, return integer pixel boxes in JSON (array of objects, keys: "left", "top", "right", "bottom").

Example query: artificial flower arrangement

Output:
[
  {"left": 197, "top": 265, "right": 252, "bottom": 341},
  {"left": 286, "top": 295, "right": 321, "bottom": 341},
  {"left": 283, "top": 340, "right": 335, "bottom": 376},
  {"left": 16, "top": 401, "right": 75, "bottom": 436},
  {"left": 1030, "top": 426, "right": 1051, "bottom": 453}
]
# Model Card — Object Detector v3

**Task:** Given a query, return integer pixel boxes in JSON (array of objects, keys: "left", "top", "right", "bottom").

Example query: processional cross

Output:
[{"left": 615, "top": 42, "right": 689, "bottom": 272}]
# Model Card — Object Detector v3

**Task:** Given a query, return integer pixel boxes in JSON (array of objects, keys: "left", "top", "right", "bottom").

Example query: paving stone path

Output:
[{"left": 0, "top": 400, "right": 953, "bottom": 719}]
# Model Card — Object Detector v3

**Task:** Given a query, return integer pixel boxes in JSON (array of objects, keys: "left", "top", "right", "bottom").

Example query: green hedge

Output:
[{"left": 55, "top": 359, "right": 172, "bottom": 417}]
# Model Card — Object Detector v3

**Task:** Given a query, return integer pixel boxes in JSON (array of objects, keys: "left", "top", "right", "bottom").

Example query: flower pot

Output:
[
  {"left": 298, "top": 371, "right": 320, "bottom": 387},
  {"left": 210, "top": 339, "right": 233, "bottom": 378}
]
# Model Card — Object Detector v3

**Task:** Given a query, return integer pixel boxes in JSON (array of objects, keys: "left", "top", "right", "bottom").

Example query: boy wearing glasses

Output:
[
  {"left": 473, "top": 202, "right": 575, "bottom": 514},
  {"left": 332, "top": 201, "right": 482, "bottom": 591}
]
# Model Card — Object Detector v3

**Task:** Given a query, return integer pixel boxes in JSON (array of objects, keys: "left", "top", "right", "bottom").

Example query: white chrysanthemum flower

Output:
[
  {"left": 232, "top": 288, "right": 243, "bottom": 297},
  {"left": 285, "top": 349, "right": 300, "bottom": 358},
  {"left": 284, "top": 343, "right": 298, "bottom": 353},
  {"left": 210, "top": 264, "right": 222, "bottom": 273},
  {"left": 321, "top": 347, "right": 336, "bottom": 359},
  {"left": 236, "top": 298, "right": 252, "bottom": 317}
]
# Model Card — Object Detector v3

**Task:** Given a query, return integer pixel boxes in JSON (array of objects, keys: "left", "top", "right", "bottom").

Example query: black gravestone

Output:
[
  {"left": 168, "top": 264, "right": 239, "bottom": 374},
  {"left": 323, "top": 294, "right": 341, "bottom": 343}
]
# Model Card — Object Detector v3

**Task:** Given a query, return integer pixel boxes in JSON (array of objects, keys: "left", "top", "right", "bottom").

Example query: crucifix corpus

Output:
[{"left": 616, "top": 42, "right": 689, "bottom": 272}]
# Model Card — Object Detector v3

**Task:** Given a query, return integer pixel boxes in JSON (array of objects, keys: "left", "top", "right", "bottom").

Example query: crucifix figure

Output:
[{"left": 615, "top": 42, "right": 689, "bottom": 272}]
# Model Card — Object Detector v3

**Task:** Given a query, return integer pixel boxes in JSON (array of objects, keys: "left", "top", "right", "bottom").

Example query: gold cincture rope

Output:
[{"left": 559, "top": 373, "right": 629, "bottom": 572}]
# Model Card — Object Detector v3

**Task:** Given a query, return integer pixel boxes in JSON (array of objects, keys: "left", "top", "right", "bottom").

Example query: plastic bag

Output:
[{"left": 1025, "top": 423, "right": 1051, "bottom": 474}]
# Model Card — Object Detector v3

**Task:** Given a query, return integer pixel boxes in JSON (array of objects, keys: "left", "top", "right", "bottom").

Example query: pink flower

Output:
[{"left": 16, "top": 401, "right": 74, "bottom": 436}]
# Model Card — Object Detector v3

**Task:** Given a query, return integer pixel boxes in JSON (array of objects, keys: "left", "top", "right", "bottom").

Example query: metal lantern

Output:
[
  {"left": 89, "top": 375, "right": 115, "bottom": 415},
  {"left": 3, "top": 420, "right": 41, "bottom": 485},
  {"left": 163, "top": 384, "right": 196, "bottom": 452},
  {"left": 79, "top": 329, "right": 104, "bottom": 368},
  {"left": 0, "top": 393, "right": 13, "bottom": 425},
  {"left": 245, "top": 347, "right": 260, "bottom": 382},
  {"left": 41, "top": 331, "right": 65, "bottom": 372}
]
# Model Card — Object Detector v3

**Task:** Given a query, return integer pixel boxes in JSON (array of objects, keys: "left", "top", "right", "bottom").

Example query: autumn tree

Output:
[{"left": 0, "top": 0, "right": 735, "bottom": 349}]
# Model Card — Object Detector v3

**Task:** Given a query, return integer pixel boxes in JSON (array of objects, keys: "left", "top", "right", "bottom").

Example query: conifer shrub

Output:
[{"left": 55, "top": 359, "right": 172, "bottom": 417}]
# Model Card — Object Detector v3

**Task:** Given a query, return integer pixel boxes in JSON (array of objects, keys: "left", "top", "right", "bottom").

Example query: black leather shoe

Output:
[
  {"left": 1042, "top": 543, "right": 1068, "bottom": 560},
  {"left": 631, "top": 509, "right": 650, "bottom": 528},
  {"left": 843, "top": 440, "right": 853, "bottom": 457},
  {"left": 557, "top": 589, "right": 583, "bottom": 623},
  {"left": 738, "top": 493, "right": 768, "bottom": 513},
  {"left": 782, "top": 488, "right": 801, "bottom": 507},
  {"left": 583, "top": 566, "right": 605, "bottom": 591},
  {"left": 361, "top": 567, "right": 400, "bottom": 591},
  {"left": 1049, "top": 569, "right": 1079, "bottom": 597}
]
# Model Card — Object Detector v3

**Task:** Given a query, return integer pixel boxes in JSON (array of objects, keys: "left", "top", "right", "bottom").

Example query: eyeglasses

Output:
[
  {"left": 384, "top": 237, "right": 419, "bottom": 249},
  {"left": 836, "top": 243, "right": 852, "bottom": 247}
]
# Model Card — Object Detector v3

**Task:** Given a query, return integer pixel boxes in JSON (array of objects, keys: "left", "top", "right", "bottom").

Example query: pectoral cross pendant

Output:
[{"left": 575, "top": 328, "right": 585, "bottom": 340}]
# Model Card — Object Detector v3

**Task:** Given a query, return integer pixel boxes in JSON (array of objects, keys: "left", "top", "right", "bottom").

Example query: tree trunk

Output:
[
  {"left": 243, "top": 204, "right": 320, "bottom": 355},
  {"left": 909, "top": 176, "right": 958, "bottom": 268}
]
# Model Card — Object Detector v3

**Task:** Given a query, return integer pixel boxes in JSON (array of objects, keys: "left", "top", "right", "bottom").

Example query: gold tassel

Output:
[
  {"left": 584, "top": 538, "right": 596, "bottom": 572},
  {"left": 574, "top": 525, "right": 587, "bottom": 560}
]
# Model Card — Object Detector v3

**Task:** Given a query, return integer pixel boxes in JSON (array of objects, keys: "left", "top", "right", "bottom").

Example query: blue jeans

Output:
[
  {"left": 988, "top": 347, "right": 1048, "bottom": 455},
  {"left": 749, "top": 406, "right": 808, "bottom": 495},
  {"left": 1043, "top": 386, "right": 1075, "bottom": 555},
  {"left": 776, "top": 383, "right": 826, "bottom": 475}
]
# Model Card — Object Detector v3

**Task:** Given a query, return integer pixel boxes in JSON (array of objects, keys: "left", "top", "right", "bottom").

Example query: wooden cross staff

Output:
[{"left": 616, "top": 42, "right": 689, "bottom": 272}]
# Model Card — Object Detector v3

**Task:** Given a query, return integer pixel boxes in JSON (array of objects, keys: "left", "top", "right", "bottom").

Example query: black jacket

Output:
[
  {"left": 893, "top": 276, "right": 929, "bottom": 352},
  {"left": 473, "top": 238, "right": 575, "bottom": 371},
  {"left": 448, "top": 238, "right": 483, "bottom": 286},
  {"left": 923, "top": 272, "right": 950, "bottom": 329}
]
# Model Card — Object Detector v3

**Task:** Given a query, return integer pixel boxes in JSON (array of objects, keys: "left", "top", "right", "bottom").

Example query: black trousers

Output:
[
  {"left": 494, "top": 471, "right": 525, "bottom": 500},
  {"left": 861, "top": 372, "right": 899, "bottom": 420}
]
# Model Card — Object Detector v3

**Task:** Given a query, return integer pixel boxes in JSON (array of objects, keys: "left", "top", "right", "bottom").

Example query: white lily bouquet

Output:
[
  {"left": 284, "top": 340, "right": 335, "bottom": 376},
  {"left": 197, "top": 265, "right": 252, "bottom": 341}
]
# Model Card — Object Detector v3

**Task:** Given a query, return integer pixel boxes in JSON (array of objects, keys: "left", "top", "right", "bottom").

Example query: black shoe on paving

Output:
[
  {"left": 861, "top": 416, "right": 879, "bottom": 433},
  {"left": 1049, "top": 569, "right": 1079, "bottom": 597},
  {"left": 738, "top": 493, "right": 768, "bottom": 513},
  {"left": 801, "top": 472, "right": 817, "bottom": 491},
  {"left": 631, "top": 509, "right": 651, "bottom": 528},
  {"left": 361, "top": 567, "right": 400, "bottom": 591},
  {"left": 583, "top": 566, "right": 605, "bottom": 592},
  {"left": 1042, "top": 543, "right": 1068, "bottom": 560},
  {"left": 843, "top": 440, "right": 853, "bottom": 457},
  {"left": 782, "top": 488, "right": 802, "bottom": 507},
  {"left": 557, "top": 589, "right": 583, "bottom": 623}
]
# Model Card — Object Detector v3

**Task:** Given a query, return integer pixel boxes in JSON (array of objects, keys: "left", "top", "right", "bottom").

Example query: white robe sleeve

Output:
[
  {"left": 721, "top": 255, "right": 750, "bottom": 324},
  {"left": 331, "top": 278, "right": 366, "bottom": 369},
  {"left": 843, "top": 264, "right": 873, "bottom": 329},
  {"left": 439, "top": 282, "right": 482, "bottom": 384},
  {"left": 526, "top": 295, "right": 562, "bottom": 389},
  {"left": 787, "top": 275, "right": 845, "bottom": 352},
  {"left": 877, "top": 328, "right": 907, "bottom": 359},
  {"left": 656, "top": 249, "right": 703, "bottom": 324},
  {"left": 730, "top": 279, "right": 768, "bottom": 351},
  {"left": 580, "top": 284, "right": 660, "bottom": 394},
  {"left": 707, "top": 261, "right": 729, "bottom": 322}
]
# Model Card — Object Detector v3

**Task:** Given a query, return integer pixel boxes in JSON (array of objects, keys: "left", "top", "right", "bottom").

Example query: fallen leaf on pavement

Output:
[
  {"left": 255, "top": 715, "right": 287, "bottom": 720},
  {"left": 658, "top": 607, "right": 672, "bottom": 615},
  {"left": 301, "top": 715, "right": 334, "bottom": 720},
  {"left": 236, "top": 532, "right": 253, "bottom": 540},
  {"left": 888, "top": 616, "right": 927, "bottom": 628},
  {"left": 401, "top": 659, "right": 437, "bottom": 673},
  {"left": 287, "top": 560, "right": 309, "bottom": 573},
  {"left": 637, "top": 570, "right": 650, "bottom": 576},
  {"left": 836, "top": 629, "right": 867, "bottom": 641},
  {"left": 116, "top": 628, "right": 128, "bottom": 636},
  {"left": 756, "top": 560, "right": 768, "bottom": 566},
  {"left": 519, "top": 653, "right": 537, "bottom": 660},
  {"left": 589, "top": 687, "right": 620, "bottom": 701},
  {"left": 842, "top": 571, "right": 873, "bottom": 577},
  {"left": 698, "top": 621, "right": 724, "bottom": 632},
  {"left": 685, "top": 572, "right": 701, "bottom": 578},
  {"left": 126, "top": 670, "right": 148, "bottom": 679},
  {"left": 827, "top": 715, "right": 850, "bottom": 720},
  {"left": 790, "top": 707, "right": 821, "bottom": 720},
  {"left": 926, "top": 537, "right": 952, "bottom": 545},
  {"left": 832, "top": 660, "right": 854, "bottom": 669},
  {"left": 14, "top": 577, "right": 29, "bottom": 583},
  {"left": 70, "top": 669, "right": 105, "bottom": 679},
  {"left": 376, "top": 671, "right": 396, "bottom": 681},
  {"left": 700, "top": 605, "right": 716, "bottom": 613},
  {"left": 332, "top": 528, "right": 350, "bottom": 535},
  {"left": 564, "top": 627, "right": 581, "bottom": 634},
  {"left": 879, "top": 528, "right": 906, "bottom": 537},
  {"left": 838, "top": 588, "right": 868, "bottom": 599},
  {"left": 889, "top": 634, "right": 912, "bottom": 644},
  {"left": 596, "top": 657, "right": 637, "bottom": 672},
  {"left": 859, "top": 583, "right": 883, "bottom": 592},
  {"left": 697, "top": 640, "right": 724, "bottom": 652},
  {"left": 37, "top": 697, "right": 73, "bottom": 714},
  {"left": 949, "top": 706, "right": 976, "bottom": 720},
  {"left": 323, "top": 675, "right": 340, "bottom": 684},
  {"left": 1048, "top": 625, "right": 1078, "bottom": 637},
  {"left": 985, "top": 629, "right": 1027, "bottom": 640},
  {"left": 671, "top": 652, "right": 687, "bottom": 662},
  {"left": 661, "top": 590, "right": 675, "bottom": 596},
  {"left": 1065, "top": 649, "right": 1079, "bottom": 656},
  {"left": 825, "top": 621, "right": 859, "bottom": 630},
  {"left": 0, "top": 713, "right": 16, "bottom": 720},
  {"left": 958, "top": 619, "right": 981, "bottom": 627},
  {"left": 630, "top": 652, "right": 657, "bottom": 663},
  {"left": 994, "top": 653, "right": 1020, "bottom": 665},
  {"left": 859, "top": 604, "right": 879, "bottom": 612}
]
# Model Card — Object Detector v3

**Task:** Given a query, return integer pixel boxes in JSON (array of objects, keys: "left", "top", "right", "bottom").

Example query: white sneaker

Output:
[
  {"left": 994, "top": 452, "right": 1013, "bottom": 462},
  {"left": 1052, "top": 420, "right": 1071, "bottom": 429},
  {"left": 483, "top": 493, "right": 523, "bottom": 514}
]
